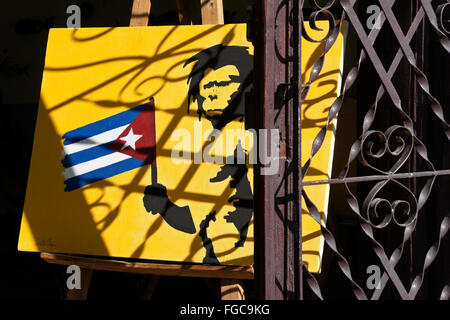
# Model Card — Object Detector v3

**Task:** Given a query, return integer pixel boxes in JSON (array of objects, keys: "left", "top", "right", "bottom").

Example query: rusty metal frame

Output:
[
  {"left": 254, "top": 0, "right": 450, "bottom": 300},
  {"left": 253, "top": 0, "right": 303, "bottom": 300}
]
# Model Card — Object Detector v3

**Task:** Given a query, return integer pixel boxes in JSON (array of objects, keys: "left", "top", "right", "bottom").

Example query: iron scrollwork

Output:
[
  {"left": 360, "top": 126, "right": 418, "bottom": 229},
  {"left": 297, "top": 0, "right": 450, "bottom": 300}
]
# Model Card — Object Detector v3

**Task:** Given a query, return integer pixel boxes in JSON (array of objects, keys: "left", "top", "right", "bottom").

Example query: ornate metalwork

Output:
[
  {"left": 300, "top": 0, "right": 449, "bottom": 300},
  {"left": 255, "top": 0, "right": 450, "bottom": 300}
]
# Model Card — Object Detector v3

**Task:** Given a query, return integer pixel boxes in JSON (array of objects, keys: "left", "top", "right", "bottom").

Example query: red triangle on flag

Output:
[{"left": 109, "top": 99, "right": 156, "bottom": 165}]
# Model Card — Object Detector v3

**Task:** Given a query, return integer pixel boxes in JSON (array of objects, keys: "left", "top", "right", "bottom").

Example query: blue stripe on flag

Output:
[
  {"left": 62, "top": 103, "right": 148, "bottom": 145},
  {"left": 61, "top": 142, "right": 115, "bottom": 168},
  {"left": 64, "top": 157, "right": 147, "bottom": 191}
]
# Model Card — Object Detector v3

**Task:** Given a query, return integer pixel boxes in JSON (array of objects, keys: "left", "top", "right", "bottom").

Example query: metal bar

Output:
[
  {"left": 302, "top": 169, "right": 450, "bottom": 186},
  {"left": 295, "top": 0, "right": 303, "bottom": 301},
  {"left": 254, "top": 0, "right": 302, "bottom": 300},
  {"left": 256, "top": 0, "right": 286, "bottom": 300},
  {"left": 410, "top": 0, "right": 424, "bottom": 293},
  {"left": 287, "top": 0, "right": 303, "bottom": 300}
]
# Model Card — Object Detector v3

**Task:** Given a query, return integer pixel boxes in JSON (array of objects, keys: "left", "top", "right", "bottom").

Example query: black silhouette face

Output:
[
  {"left": 198, "top": 65, "right": 241, "bottom": 118},
  {"left": 184, "top": 45, "right": 253, "bottom": 130}
]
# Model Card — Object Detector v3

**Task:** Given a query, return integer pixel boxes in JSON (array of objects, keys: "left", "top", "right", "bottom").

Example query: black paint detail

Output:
[
  {"left": 183, "top": 44, "right": 253, "bottom": 131},
  {"left": 210, "top": 142, "right": 254, "bottom": 248},
  {"left": 143, "top": 183, "right": 196, "bottom": 234},
  {"left": 141, "top": 45, "right": 254, "bottom": 262},
  {"left": 199, "top": 211, "right": 220, "bottom": 265}
]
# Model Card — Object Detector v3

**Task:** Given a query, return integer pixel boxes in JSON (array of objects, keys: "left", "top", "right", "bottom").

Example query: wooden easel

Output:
[{"left": 41, "top": 0, "right": 253, "bottom": 300}]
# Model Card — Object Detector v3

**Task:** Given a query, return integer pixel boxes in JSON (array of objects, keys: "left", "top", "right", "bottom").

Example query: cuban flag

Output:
[{"left": 62, "top": 98, "right": 156, "bottom": 192}]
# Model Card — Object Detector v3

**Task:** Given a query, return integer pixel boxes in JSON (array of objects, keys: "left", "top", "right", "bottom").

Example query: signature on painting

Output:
[{"left": 36, "top": 237, "right": 57, "bottom": 248}]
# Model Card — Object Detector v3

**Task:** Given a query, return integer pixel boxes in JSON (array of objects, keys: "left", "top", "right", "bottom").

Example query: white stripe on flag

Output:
[
  {"left": 63, "top": 124, "right": 129, "bottom": 156},
  {"left": 62, "top": 152, "right": 132, "bottom": 180}
]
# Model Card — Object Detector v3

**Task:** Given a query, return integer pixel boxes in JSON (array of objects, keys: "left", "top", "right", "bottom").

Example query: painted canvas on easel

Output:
[
  {"left": 18, "top": 23, "right": 346, "bottom": 270},
  {"left": 18, "top": 24, "right": 255, "bottom": 266}
]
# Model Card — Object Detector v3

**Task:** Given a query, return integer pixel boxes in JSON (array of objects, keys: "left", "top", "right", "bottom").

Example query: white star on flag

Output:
[{"left": 120, "top": 128, "right": 143, "bottom": 150}]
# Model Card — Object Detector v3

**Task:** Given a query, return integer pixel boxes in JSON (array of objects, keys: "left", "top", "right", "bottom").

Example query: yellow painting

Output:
[
  {"left": 301, "top": 22, "right": 347, "bottom": 272},
  {"left": 18, "top": 23, "right": 346, "bottom": 271}
]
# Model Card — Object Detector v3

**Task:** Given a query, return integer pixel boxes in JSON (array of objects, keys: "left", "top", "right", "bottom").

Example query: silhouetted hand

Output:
[
  {"left": 142, "top": 182, "right": 196, "bottom": 234},
  {"left": 143, "top": 183, "right": 170, "bottom": 215}
]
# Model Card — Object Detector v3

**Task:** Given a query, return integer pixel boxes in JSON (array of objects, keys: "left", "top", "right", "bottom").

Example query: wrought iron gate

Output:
[{"left": 252, "top": 0, "right": 450, "bottom": 300}]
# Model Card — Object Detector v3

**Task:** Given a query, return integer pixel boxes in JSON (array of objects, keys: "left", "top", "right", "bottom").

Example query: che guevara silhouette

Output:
[{"left": 142, "top": 45, "right": 254, "bottom": 264}]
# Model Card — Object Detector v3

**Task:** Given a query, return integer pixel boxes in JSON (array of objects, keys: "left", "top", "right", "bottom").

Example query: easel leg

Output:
[
  {"left": 130, "top": 0, "right": 151, "bottom": 26},
  {"left": 220, "top": 279, "right": 245, "bottom": 300},
  {"left": 66, "top": 268, "right": 93, "bottom": 300},
  {"left": 141, "top": 275, "right": 160, "bottom": 300},
  {"left": 176, "top": 0, "right": 192, "bottom": 24},
  {"left": 200, "top": 0, "right": 224, "bottom": 24}
]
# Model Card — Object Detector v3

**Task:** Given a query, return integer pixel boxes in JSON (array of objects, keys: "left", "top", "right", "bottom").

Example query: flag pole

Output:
[
  {"left": 151, "top": 164, "right": 157, "bottom": 185},
  {"left": 148, "top": 97, "right": 158, "bottom": 185}
]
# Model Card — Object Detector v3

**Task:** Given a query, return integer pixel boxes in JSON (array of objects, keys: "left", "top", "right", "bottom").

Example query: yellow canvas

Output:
[
  {"left": 18, "top": 23, "right": 346, "bottom": 271},
  {"left": 301, "top": 22, "right": 347, "bottom": 272}
]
